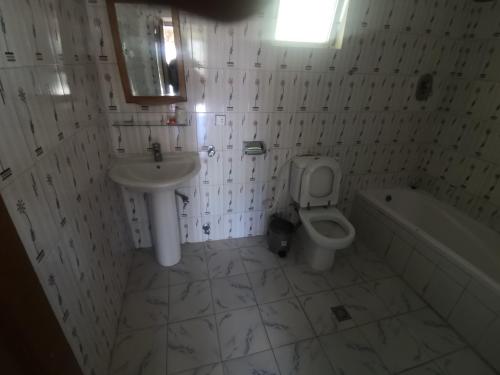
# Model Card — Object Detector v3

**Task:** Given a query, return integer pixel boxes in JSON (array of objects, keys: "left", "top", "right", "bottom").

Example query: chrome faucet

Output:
[{"left": 152, "top": 142, "right": 163, "bottom": 162}]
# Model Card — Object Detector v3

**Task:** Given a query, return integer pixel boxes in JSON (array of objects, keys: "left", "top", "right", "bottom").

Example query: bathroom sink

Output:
[
  {"left": 109, "top": 152, "right": 200, "bottom": 193},
  {"left": 108, "top": 152, "right": 201, "bottom": 267}
]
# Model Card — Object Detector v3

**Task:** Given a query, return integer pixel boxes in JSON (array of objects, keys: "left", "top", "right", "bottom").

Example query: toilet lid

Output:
[{"left": 300, "top": 157, "right": 341, "bottom": 208}]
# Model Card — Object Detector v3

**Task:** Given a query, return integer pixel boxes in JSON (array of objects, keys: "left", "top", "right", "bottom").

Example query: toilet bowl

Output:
[
  {"left": 289, "top": 156, "right": 356, "bottom": 270},
  {"left": 297, "top": 207, "right": 356, "bottom": 270}
]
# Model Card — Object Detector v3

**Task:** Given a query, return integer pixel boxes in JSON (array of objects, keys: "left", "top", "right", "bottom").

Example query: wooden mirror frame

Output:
[{"left": 106, "top": 0, "right": 187, "bottom": 105}]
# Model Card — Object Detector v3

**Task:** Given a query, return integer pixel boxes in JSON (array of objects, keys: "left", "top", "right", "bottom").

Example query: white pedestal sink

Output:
[{"left": 109, "top": 152, "right": 200, "bottom": 266}]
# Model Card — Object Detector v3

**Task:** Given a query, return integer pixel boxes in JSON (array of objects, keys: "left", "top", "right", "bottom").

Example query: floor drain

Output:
[{"left": 331, "top": 305, "right": 352, "bottom": 322}]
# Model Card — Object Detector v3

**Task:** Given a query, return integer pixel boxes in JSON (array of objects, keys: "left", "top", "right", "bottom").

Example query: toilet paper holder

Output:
[{"left": 243, "top": 141, "right": 266, "bottom": 155}]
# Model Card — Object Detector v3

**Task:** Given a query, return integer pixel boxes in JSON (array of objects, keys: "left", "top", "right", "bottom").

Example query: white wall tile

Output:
[
  {"left": 385, "top": 236, "right": 413, "bottom": 275},
  {"left": 404, "top": 250, "right": 436, "bottom": 295},
  {"left": 423, "top": 267, "right": 464, "bottom": 318},
  {"left": 79, "top": 0, "right": 500, "bottom": 254},
  {"left": 0, "top": 2, "right": 134, "bottom": 373},
  {"left": 477, "top": 317, "right": 500, "bottom": 372},
  {"left": 449, "top": 291, "right": 496, "bottom": 345}
]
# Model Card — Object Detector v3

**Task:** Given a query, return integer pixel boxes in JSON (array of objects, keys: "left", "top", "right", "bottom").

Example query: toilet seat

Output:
[{"left": 299, "top": 207, "right": 355, "bottom": 249}]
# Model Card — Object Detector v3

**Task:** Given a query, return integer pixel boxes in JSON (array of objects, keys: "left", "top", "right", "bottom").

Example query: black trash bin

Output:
[{"left": 267, "top": 215, "right": 295, "bottom": 258}]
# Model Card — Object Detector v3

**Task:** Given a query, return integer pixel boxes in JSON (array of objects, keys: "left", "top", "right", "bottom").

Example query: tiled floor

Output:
[{"left": 109, "top": 237, "right": 497, "bottom": 375}]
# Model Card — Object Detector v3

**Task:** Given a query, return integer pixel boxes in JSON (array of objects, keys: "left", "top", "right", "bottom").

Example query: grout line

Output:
[
  {"left": 231, "top": 238, "right": 282, "bottom": 373},
  {"left": 277, "top": 247, "right": 339, "bottom": 373},
  {"left": 121, "top": 250, "right": 423, "bottom": 330},
  {"left": 390, "top": 346, "right": 466, "bottom": 375},
  {"left": 291, "top": 301, "right": 338, "bottom": 373},
  {"left": 121, "top": 238, "right": 499, "bottom": 374},
  {"left": 206, "top": 239, "right": 283, "bottom": 372},
  {"left": 165, "top": 317, "right": 169, "bottom": 374},
  {"left": 248, "top": 277, "right": 283, "bottom": 375},
  {"left": 201, "top": 243, "right": 224, "bottom": 367},
  {"left": 387, "top": 255, "right": 500, "bottom": 375},
  {"left": 276, "top": 243, "right": 464, "bottom": 374},
  {"left": 124, "top": 284, "right": 170, "bottom": 296}
]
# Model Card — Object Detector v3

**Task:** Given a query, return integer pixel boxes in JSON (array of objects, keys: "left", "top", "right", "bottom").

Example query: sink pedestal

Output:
[
  {"left": 109, "top": 152, "right": 200, "bottom": 267},
  {"left": 148, "top": 190, "right": 181, "bottom": 266}
]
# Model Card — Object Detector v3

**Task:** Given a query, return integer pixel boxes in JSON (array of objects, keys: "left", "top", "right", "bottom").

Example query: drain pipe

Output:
[{"left": 175, "top": 190, "right": 189, "bottom": 209}]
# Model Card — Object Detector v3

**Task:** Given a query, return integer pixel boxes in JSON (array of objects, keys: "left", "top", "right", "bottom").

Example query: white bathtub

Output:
[
  {"left": 358, "top": 188, "right": 500, "bottom": 294},
  {"left": 351, "top": 187, "right": 500, "bottom": 372}
]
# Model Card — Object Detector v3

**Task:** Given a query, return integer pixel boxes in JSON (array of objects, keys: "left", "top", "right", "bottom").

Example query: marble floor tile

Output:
[
  {"left": 277, "top": 246, "right": 307, "bottom": 267},
  {"left": 127, "top": 251, "right": 169, "bottom": 292},
  {"left": 169, "top": 252, "right": 209, "bottom": 285},
  {"left": 211, "top": 274, "right": 256, "bottom": 312},
  {"left": 248, "top": 268, "right": 294, "bottom": 304},
  {"left": 399, "top": 362, "right": 443, "bottom": 375},
  {"left": 274, "top": 338, "right": 336, "bottom": 375},
  {"left": 260, "top": 298, "right": 314, "bottom": 347},
  {"left": 115, "top": 236, "right": 488, "bottom": 375},
  {"left": 434, "top": 348, "right": 496, "bottom": 375},
  {"left": 181, "top": 242, "right": 206, "bottom": 254},
  {"left": 335, "top": 284, "right": 392, "bottom": 325},
  {"left": 369, "top": 277, "right": 425, "bottom": 314},
  {"left": 319, "top": 327, "right": 390, "bottom": 375},
  {"left": 398, "top": 308, "right": 465, "bottom": 359},
  {"left": 216, "top": 306, "right": 269, "bottom": 360},
  {"left": 119, "top": 288, "right": 169, "bottom": 332},
  {"left": 206, "top": 249, "right": 246, "bottom": 279},
  {"left": 299, "top": 291, "right": 355, "bottom": 336},
  {"left": 352, "top": 241, "right": 374, "bottom": 255},
  {"left": 239, "top": 245, "right": 279, "bottom": 272},
  {"left": 349, "top": 251, "right": 395, "bottom": 280},
  {"left": 205, "top": 239, "right": 239, "bottom": 251},
  {"left": 169, "top": 280, "right": 213, "bottom": 322},
  {"left": 283, "top": 265, "right": 331, "bottom": 295},
  {"left": 167, "top": 316, "right": 220, "bottom": 374},
  {"left": 335, "top": 243, "right": 356, "bottom": 257},
  {"left": 323, "top": 256, "right": 364, "bottom": 288},
  {"left": 222, "top": 350, "right": 280, "bottom": 375},
  {"left": 360, "top": 317, "right": 430, "bottom": 373},
  {"left": 234, "top": 235, "right": 268, "bottom": 248},
  {"left": 172, "top": 363, "right": 224, "bottom": 375},
  {"left": 110, "top": 326, "right": 167, "bottom": 375}
]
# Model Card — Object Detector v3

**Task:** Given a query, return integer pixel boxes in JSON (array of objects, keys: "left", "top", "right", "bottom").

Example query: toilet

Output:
[{"left": 289, "top": 156, "right": 355, "bottom": 271}]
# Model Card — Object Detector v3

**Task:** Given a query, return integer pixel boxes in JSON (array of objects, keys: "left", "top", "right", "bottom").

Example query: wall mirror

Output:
[{"left": 106, "top": 0, "right": 187, "bottom": 104}]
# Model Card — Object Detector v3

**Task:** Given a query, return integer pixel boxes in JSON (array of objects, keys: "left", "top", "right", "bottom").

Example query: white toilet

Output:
[{"left": 289, "top": 156, "right": 355, "bottom": 271}]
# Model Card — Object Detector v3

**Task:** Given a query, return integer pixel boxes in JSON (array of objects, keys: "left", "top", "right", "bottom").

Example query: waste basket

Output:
[{"left": 267, "top": 215, "right": 294, "bottom": 258}]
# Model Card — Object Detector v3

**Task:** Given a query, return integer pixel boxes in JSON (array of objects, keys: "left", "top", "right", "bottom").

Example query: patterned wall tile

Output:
[
  {"left": 0, "top": 1, "right": 134, "bottom": 374},
  {"left": 81, "top": 0, "right": 500, "bottom": 251}
]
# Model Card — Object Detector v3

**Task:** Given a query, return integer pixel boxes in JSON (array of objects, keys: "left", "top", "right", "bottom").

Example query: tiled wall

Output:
[
  {"left": 0, "top": 0, "right": 498, "bottom": 373},
  {"left": 415, "top": 1, "right": 500, "bottom": 233},
  {"left": 88, "top": 0, "right": 480, "bottom": 247},
  {"left": 0, "top": 1, "right": 133, "bottom": 374}
]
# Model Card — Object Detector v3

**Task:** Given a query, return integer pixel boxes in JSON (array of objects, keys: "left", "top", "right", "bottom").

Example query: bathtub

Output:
[
  {"left": 351, "top": 187, "right": 500, "bottom": 372},
  {"left": 357, "top": 188, "right": 500, "bottom": 293}
]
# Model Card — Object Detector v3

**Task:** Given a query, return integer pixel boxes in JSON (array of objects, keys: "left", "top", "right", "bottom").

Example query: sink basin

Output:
[
  {"left": 109, "top": 152, "right": 200, "bottom": 193},
  {"left": 108, "top": 152, "right": 201, "bottom": 267}
]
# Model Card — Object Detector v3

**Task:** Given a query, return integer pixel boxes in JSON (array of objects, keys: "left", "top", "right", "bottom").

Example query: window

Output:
[{"left": 274, "top": 0, "right": 349, "bottom": 47}]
